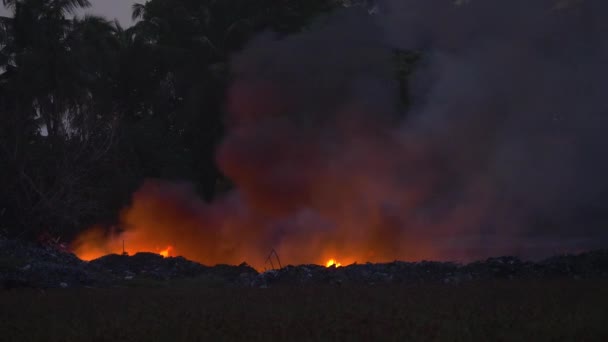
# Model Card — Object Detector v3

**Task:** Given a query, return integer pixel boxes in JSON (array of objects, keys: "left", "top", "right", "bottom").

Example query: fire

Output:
[
  {"left": 69, "top": 179, "right": 442, "bottom": 270},
  {"left": 326, "top": 259, "right": 342, "bottom": 267},
  {"left": 159, "top": 246, "right": 173, "bottom": 258}
]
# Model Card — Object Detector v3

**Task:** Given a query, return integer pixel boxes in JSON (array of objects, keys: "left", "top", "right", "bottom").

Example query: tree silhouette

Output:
[{"left": 0, "top": 0, "right": 417, "bottom": 240}]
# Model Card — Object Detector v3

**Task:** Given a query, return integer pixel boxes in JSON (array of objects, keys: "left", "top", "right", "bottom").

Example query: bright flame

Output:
[
  {"left": 70, "top": 180, "right": 441, "bottom": 270},
  {"left": 326, "top": 259, "right": 342, "bottom": 267},
  {"left": 159, "top": 246, "right": 173, "bottom": 258}
]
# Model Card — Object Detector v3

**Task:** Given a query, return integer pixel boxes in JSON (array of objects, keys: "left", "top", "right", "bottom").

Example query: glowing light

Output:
[
  {"left": 326, "top": 259, "right": 342, "bottom": 267},
  {"left": 159, "top": 246, "right": 173, "bottom": 258}
]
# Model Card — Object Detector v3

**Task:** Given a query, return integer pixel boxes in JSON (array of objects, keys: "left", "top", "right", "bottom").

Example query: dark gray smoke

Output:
[
  {"left": 74, "top": 1, "right": 608, "bottom": 267},
  {"left": 379, "top": 0, "right": 608, "bottom": 255},
  {"left": 220, "top": 0, "right": 608, "bottom": 261}
]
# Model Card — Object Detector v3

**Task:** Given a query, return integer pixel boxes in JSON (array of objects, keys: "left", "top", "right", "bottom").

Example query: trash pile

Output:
[
  {"left": 0, "top": 239, "right": 100, "bottom": 289},
  {"left": 88, "top": 253, "right": 258, "bottom": 283},
  {"left": 256, "top": 251, "right": 608, "bottom": 287},
  {"left": 1, "top": 238, "right": 607, "bottom": 289}
]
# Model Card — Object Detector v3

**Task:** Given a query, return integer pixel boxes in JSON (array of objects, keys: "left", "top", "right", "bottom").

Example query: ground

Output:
[{"left": 1, "top": 280, "right": 607, "bottom": 341}]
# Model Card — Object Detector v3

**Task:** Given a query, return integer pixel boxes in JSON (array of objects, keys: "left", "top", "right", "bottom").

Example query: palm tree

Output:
[
  {"left": 122, "top": 0, "right": 340, "bottom": 199},
  {"left": 0, "top": 0, "right": 94, "bottom": 141},
  {"left": 0, "top": 0, "right": 129, "bottom": 238}
]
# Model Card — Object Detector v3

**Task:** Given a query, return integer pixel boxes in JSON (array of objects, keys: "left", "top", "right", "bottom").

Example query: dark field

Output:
[{"left": 1, "top": 280, "right": 608, "bottom": 342}]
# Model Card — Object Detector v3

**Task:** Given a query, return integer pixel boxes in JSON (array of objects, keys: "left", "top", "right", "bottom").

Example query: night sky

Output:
[{"left": 0, "top": 0, "right": 137, "bottom": 26}]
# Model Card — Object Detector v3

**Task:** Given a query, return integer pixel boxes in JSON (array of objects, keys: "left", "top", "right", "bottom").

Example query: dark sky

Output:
[
  {"left": 84, "top": 0, "right": 137, "bottom": 26},
  {"left": 0, "top": 0, "right": 137, "bottom": 26}
]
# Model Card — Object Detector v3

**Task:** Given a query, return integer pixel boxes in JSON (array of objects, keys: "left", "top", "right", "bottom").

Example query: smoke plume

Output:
[{"left": 73, "top": 0, "right": 608, "bottom": 268}]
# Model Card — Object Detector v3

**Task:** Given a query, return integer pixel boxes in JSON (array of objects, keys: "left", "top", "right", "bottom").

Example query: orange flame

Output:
[
  {"left": 69, "top": 179, "right": 442, "bottom": 270},
  {"left": 159, "top": 246, "right": 173, "bottom": 258},
  {"left": 325, "top": 259, "right": 342, "bottom": 267},
  {"left": 69, "top": 73, "right": 454, "bottom": 269}
]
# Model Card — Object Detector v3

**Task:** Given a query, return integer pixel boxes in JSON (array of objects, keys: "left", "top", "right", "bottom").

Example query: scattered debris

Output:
[
  {"left": 1, "top": 239, "right": 608, "bottom": 289},
  {"left": 264, "top": 248, "right": 283, "bottom": 271}
]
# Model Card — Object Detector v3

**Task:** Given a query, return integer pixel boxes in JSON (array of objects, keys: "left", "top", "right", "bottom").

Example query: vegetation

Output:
[
  {"left": 1, "top": 3, "right": 605, "bottom": 341},
  {"left": 0, "top": 0, "right": 371, "bottom": 239},
  {"left": 1, "top": 280, "right": 607, "bottom": 341}
]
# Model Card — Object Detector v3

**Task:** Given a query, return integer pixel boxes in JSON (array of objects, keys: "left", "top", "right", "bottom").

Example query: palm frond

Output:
[
  {"left": 2, "top": 0, "right": 18, "bottom": 11},
  {"left": 0, "top": 16, "right": 12, "bottom": 47},
  {"left": 112, "top": 19, "right": 123, "bottom": 33},
  {"left": 78, "top": 14, "right": 112, "bottom": 26},
  {"left": 132, "top": 3, "right": 146, "bottom": 21},
  {"left": 52, "top": 0, "right": 92, "bottom": 15}
]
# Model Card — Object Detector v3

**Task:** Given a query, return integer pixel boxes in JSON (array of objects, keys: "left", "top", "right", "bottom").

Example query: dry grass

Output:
[{"left": 1, "top": 280, "right": 607, "bottom": 341}]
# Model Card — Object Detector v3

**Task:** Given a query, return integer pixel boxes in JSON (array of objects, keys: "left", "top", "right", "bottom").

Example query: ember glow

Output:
[
  {"left": 159, "top": 246, "right": 173, "bottom": 258},
  {"left": 71, "top": 2, "right": 608, "bottom": 268},
  {"left": 70, "top": 177, "right": 441, "bottom": 270},
  {"left": 326, "top": 259, "right": 342, "bottom": 268}
]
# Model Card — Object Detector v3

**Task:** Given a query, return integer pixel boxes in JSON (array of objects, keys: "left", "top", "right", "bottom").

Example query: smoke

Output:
[
  {"left": 73, "top": 0, "right": 608, "bottom": 268},
  {"left": 379, "top": 0, "right": 608, "bottom": 253}
]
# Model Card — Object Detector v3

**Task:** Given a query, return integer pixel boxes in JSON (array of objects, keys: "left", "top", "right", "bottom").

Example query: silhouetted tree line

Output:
[{"left": 0, "top": 0, "right": 416, "bottom": 240}]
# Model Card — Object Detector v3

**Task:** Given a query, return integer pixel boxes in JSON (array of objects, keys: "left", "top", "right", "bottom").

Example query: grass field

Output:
[{"left": 1, "top": 280, "right": 607, "bottom": 341}]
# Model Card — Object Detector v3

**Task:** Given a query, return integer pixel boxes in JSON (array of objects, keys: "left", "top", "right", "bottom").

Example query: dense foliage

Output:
[{"left": 0, "top": 0, "right": 415, "bottom": 239}]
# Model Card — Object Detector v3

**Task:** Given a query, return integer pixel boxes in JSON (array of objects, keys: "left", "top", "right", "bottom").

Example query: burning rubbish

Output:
[
  {"left": 70, "top": 179, "right": 424, "bottom": 270},
  {"left": 71, "top": 1, "right": 608, "bottom": 268},
  {"left": 5, "top": 238, "right": 608, "bottom": 290},
  {"left": 159, "top": 246, "right": 173, "bottom": 258},
  {"left": 326, "top": 259, "right": 342, "bottom": 268}
]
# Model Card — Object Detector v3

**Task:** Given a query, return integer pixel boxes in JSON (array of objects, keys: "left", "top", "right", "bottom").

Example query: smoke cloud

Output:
[
  {"left": 73, "top": 0, "right": 608, "bottom": 268},
  {"left": 379, "top": 0, "right": 608, "bottom": 255}
]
